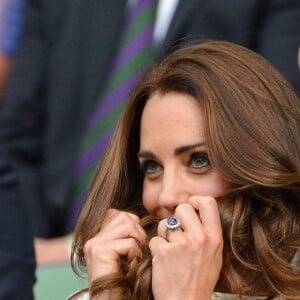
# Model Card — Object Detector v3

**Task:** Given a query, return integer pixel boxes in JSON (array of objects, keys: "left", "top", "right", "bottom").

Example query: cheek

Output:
[
  {"left": 205, "top": 176, "right": 229, "bottom": 198},
  {"left": 193, "top": 174, "right": 229, "bottom": 198},
  {"left": 142, "top": 181, "right": 158, "bottom": 214}
]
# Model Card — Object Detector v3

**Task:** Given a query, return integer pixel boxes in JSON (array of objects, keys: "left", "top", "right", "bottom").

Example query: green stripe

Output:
[
  {"left": 83, "top": 47, "right": 155, "bottom": 151},
  {"left": 73, "top": 165, "right": 98, "bottom": 198},
  {"left": 120, "top": 4, "right": 157, "bottom": 48},
  {"left": 100, "top": 46, "right": 154, "bottom": 99},
  {"left": 82, "top": 104, "right": 124, "bottom": 151},
  {"left": 74, "top": 3, "right": 157, "bottom": 199}
]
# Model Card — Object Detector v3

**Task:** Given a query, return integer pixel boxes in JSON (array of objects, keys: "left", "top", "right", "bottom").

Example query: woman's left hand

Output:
[{"left": 149, "top": 196, "right": 223, "bottom": 300}]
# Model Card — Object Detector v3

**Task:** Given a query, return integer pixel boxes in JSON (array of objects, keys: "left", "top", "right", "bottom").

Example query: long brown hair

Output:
[{"left": 71, "top": 41, "right": 300, "bottom": 299}]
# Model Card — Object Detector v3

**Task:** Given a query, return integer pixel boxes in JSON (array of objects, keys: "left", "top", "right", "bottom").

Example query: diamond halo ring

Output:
[{"left": 165, "top": 217, "right": 181, "bottom": 230}]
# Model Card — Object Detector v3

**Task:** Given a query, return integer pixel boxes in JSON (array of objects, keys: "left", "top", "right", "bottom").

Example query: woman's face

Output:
[{"left": 138, "top": 92, "right": 230, "bottom": 219}]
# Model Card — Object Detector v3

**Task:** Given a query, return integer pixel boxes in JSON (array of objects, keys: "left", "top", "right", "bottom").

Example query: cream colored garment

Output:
[
  {"left": 68, "top": 241, "right": 299, "bottom": 300},
  {"left": 212, "top": 293, "right": 279, "bottom": 299},
  {"left": 68, "top": 291, "right": 279, "bottom": 300}
]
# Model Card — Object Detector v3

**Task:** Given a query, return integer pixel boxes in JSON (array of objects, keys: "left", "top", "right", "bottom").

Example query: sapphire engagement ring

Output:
[{"left": 165, "top": 217, "right": 181, "bottom": 230}]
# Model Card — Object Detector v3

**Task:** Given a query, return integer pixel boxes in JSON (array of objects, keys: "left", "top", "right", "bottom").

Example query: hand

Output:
[
  {"left": 34, "top": 235, "right": 71, "bottom": 265},
  {"left": 149, "top": 196, "right": 223, "bottom": 300},
  {"left": 83, "top": 209, "right": 147, "bottom": 284}
]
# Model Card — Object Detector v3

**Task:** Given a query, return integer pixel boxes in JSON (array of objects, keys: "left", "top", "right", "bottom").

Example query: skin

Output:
[
  {"left": 139, "top": 92, "right": 229, "bottom": 217},
  {"left": 84, "top": 92, "right": 229, "bottom": 299},
  {"left": 0, "top": 53, "right": 13, "bottom": 98}
]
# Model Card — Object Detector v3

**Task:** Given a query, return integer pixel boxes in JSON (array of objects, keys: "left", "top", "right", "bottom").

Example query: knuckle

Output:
[
  {"left": 193, "top": 234, "right": 208, "bottom": 247},
  {"left": 149, "top": 237, "right": 169, "bottom": 257},
  {"left": 118, "top": 211, "right": 139, "bottom": 225},
  {"left": 106, "top": 208, "right": 118, "bottom": 218},
  {"left": 177, "top": 236, "right": 189, "bottom": 248},
  {"left": 103, "top": 209, "right": 118, "bottom": 225},
  {"left": 189, "top": 195, "right": 201, "bottom": 203},
  {"left": 189, "top": 195, "right": 216, "bottom": 206},
  {"left": 203, "top": 196, "right": 216, "bottom": 205},
  {"left": 157, "top": 243, "right": 170, "bottom": 257},
  {"left": 174, "top": 202, "right": 192, "bottom": 215},
  {"left": 107, "top": 208, "right": 117, "bottom": 214},
  {"left": 126, "top": 222, "right": 139, "bottom": 237},
  {"left": 149, "top": 236, "right": 159, "bottom": 250},
  {"left": 194, "top": 233, "right": 223, "bottom": 253},
  {"left": 118, "top": 211, "right": 130, "bottom": 222},
  {"left": 83, "top": 239, "right": 97, "bottom": 257},
  {"left": 129, "top": 213, "right": 141, "bottom": 223},
  {"left": 127, "top": 237, "right": 138, "bottom": 247},
  {"left": 213, "top": 235, "right": 224, "bottom": 251}
]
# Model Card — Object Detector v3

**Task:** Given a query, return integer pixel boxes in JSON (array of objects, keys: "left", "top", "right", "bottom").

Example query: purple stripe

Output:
[
  {"left": 111, "top": 25, "right": 154, "bottom": 72},
  {"left": 87, "top": 73, "right": 140, "bottom": 129},
  {"left": 86, "top": 0, "right": 156, "bottom": 129},
  {"left": 69, "top": 0, "right": 158, "bottom": 226},
  {"left": 75, "top": 128, "right": 115, "bottom": 177},
  {"left": 68, "top": 190, "right": 88, "bottom": 227},
  {"left": 68, "top": 193, "right": 85, "bottom": 224},
  {"left": 126, "top": 0, "right": 154, "bottom": 26}
]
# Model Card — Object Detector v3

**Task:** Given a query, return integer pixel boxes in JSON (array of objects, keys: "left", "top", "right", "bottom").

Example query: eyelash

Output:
[
  {"left": 139, "top": 153, "right": 211, "bottom": 177},
  {"left": 139, "top": 160, "right": 161, "bottom": 177},
  {"left": 188, "top": 153, "right": 211, "bottom": 171}
]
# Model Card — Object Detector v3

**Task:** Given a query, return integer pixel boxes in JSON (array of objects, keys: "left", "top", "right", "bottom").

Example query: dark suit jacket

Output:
[
  {"left": 0, "top": 0, "right": 299, "bottom": 237},
  {"left": 0, "top": 151, "right": 35, "bottom": 299}
]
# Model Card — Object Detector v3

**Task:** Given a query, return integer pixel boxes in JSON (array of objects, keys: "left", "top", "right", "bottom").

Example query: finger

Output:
[
  {"left": 111, "top": 238, "right": 142, "bottom": 260},
  {"left": 149, "top": 235, "right": 166, "bottom": 257},
  {"left": 103, "top": 208, "right": 141, "bottom": 224},
  {"left": 98, "top": 210, "right": 147, "bottom": 243},
  {"left": 174, "top": 203, "right": 202, "bottom": 234},
  {"left": 157, "top": 218, "right": 183, "bottom": 242},
  {"left": 103, "top": 209, "right": 142, "bottom": 229},
  {"left": 84, "top": 237, "right": 141, "bottom": 263},
  {"left": 188, "top": 196, "right": 222, "bottom": 236},
  {"left": 85, "top": 238, "right": 141, "bottom": 280}
]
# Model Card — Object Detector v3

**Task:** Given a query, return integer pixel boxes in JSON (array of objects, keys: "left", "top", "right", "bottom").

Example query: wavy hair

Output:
[{"left": 71, "top": 41, "right": 300, "bottom": 299}]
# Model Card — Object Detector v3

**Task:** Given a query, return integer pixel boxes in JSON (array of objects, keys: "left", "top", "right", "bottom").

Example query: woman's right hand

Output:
[
  {"left": 83, "top": 209, "right": 147, "bottom": 284},
  {"left": 149, "top": 196, "right": 223, "bottom": 300}
]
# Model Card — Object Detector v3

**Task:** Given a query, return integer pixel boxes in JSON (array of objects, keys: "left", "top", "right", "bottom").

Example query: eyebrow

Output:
[
  {"left": 174, "top": 142, "right": 206, "bottom": 155},
  {"left": 137, "top": 142, "right": 206, "bottom": 158}
]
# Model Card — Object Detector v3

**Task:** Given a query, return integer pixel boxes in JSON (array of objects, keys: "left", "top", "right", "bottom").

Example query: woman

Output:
[{"left": 70, "top": 41, "right": 300, "bottom": 299}]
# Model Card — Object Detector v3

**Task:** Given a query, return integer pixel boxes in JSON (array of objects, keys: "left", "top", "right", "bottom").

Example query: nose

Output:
[{"left": 158, "top": 168, "right": 189, "bottom": 213}]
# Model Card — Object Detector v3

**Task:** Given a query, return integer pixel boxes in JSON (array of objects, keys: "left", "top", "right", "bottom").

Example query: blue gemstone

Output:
[{"left": 167, "top": 218, "right": 178, "bottom": 226}]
